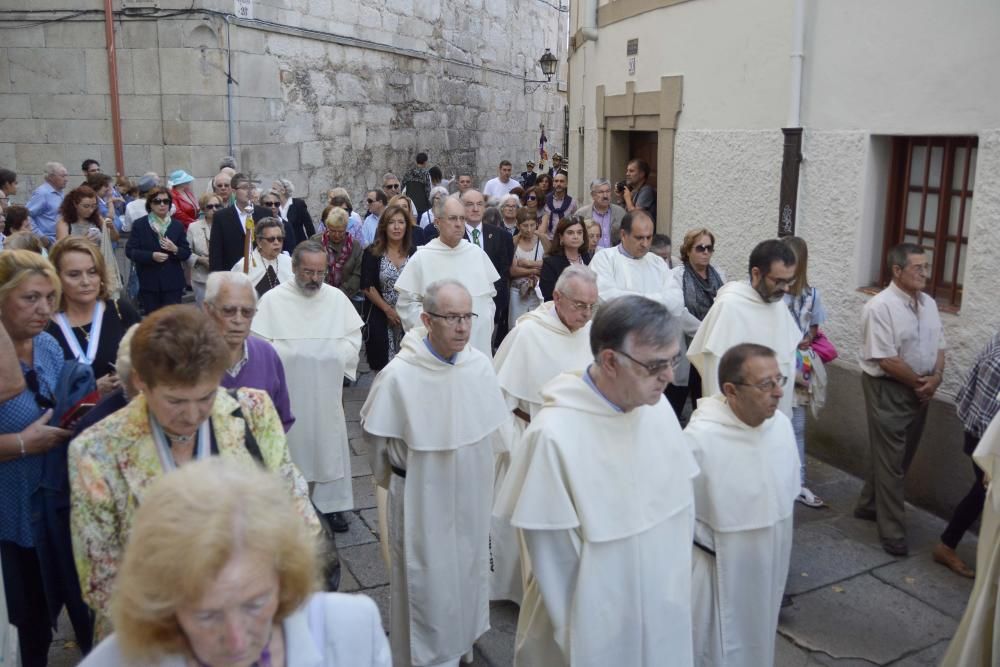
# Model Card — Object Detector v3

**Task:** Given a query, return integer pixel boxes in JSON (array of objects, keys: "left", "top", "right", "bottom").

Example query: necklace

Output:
[{"left": 75, "top": 323, "right": 91, "bottom": 342}]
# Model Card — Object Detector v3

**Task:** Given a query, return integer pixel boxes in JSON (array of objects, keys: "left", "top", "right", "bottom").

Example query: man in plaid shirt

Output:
[{"left": 933, "top": 332, "right": 1000, "bottom": 578}]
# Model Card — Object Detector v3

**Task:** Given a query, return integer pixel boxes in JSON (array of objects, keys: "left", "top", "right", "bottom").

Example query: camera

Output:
[{"left": 615, "top": 180, "right": 626, "bottom": 193}]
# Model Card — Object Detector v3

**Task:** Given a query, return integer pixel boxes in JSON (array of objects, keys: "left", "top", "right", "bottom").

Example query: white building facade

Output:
[{"left": 567, "top": 0, "right": 1000, "bottom": 513}]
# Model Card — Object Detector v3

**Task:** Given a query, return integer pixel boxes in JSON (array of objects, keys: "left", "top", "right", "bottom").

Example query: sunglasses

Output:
[
  {"left": 526, "top": 195, "right": 537, "bottom": 201},
  {"left": 261, "top": 235, "right": 285, "bottom": 243},
  {"left": 151, "top": 198, "right": 171, "bottom": 205},
  {"left": 384, "top": 184, "right": 401, "bottom": 190},
  {"left": 24, "top": 369, "right": 55, "bottom": 411},
  {"left": 694, "top": 244, "right": 715, "bottom": 253},
  {"left": 367, "top": 199, "right": 376, "bottom": 204},
  {"left": 262, "top": 201, "right": 280, "bottom": 207},
  {"left": 203, "top": 204, "right": 222, "bottom": 210}
]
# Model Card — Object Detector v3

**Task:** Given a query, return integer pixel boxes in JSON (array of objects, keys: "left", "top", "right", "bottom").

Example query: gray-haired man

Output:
[
  {"left": 576, "top": 178, "right": 626, "bottom": 249},
  {"left": 496, "top": 295, "right": 699, "bottom": 666}
]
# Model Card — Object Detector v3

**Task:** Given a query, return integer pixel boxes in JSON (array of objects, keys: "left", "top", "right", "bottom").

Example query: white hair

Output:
[
  {"left": 273, "top": 178, "right": 295, "bottom": 197},
  {"left": 204, "top": 272, "right": 257, "bottom": 306},
  {"left": 423, "top": 279, "right": 470, "bottom": 313},
  {"left": 44, "top": 162, "right": 65, "bottom": 177},
  {"left": 499, "top": 193, "right": 521, "bottom": 209},
  {"left": 554, "top": 264, "right": 598, "bottom": 294}
]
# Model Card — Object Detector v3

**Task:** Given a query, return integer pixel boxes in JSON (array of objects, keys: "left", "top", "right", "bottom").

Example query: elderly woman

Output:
[
  {"left": 0, "top": 250, "right": 94, "bottom": 664},
  {"left": 326, "top": 186, "right": 363, "bottom": 239},
  {"left": 69, "top": 305, "right": 321, "bottom": 638},
  {"left": 665, "top": 228, "right": 726, "bottom": 420},
  {"left": 271, "top": 178, "right": 315, "bottom": 247},
  {"left": 46, "top": 237, "right": 140, "bottom": 397},
  {"left": 230, "top": 217, "right": 294, "bottom": 297},
  {"left": 81, "top": 458, "right": 390, "bottom": 667},
  {"left": 125, "top": 186, "right": 192, "bottom": 313},
  {"left": 498, "top": 193, "right": 521, "bottom": 234},
  {"left": 586, "top": 218, "right": 602, "bottom": 255},
  {"left": 311, "top": 207, "right": 363, "bottom": 299},
  {"left": 361, "top": 204, "right": 416, "bottom": 371},
  {"left": 508, "top": 209, "right": 546, "bottom": 323},
  {"left": 186, "top": 193, "right": 221, "bottom": 305},
  {"left": 168, "top": 169, "right": 199, "bottom": 229},
  {"left": 419, "top": 185, "right": 450, "bottom": 229},
  {"left": 539, "top": 215, "right": 591, "bottom": 301},
  {"left": 56, "top": 184, "right": 118, "bottom": 244}
]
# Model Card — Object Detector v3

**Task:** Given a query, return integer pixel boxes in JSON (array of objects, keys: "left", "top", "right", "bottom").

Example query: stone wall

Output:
[{"left": 0, "top": 0, "right": 567, "bottom": 208}]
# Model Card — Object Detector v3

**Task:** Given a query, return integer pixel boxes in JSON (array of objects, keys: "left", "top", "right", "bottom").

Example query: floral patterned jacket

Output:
[{"left": 69, "top": 387, "right": 320, "bottom": 631}]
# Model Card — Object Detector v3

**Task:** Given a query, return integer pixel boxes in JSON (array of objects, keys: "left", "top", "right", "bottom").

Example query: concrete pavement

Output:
[{"left": 46, "top": 360, "right": 979, "bottom": 666}]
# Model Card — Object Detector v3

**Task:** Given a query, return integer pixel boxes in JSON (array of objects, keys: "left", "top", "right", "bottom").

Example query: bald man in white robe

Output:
[
  {"left": 490, "top": 265, "right": 598, "bottom": 603},
  {"left": 686, "top": 344, "right": 799, "bottom": 667}
]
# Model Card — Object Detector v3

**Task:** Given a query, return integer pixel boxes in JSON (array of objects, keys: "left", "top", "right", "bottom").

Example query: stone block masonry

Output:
[{"left": 0, "top": 0, "right": 567, "bottom": 209}]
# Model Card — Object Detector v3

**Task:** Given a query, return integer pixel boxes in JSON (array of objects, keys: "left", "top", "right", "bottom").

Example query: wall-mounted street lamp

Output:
[{"left": 524, "top": 49, "right": 559, "bottom": 93}]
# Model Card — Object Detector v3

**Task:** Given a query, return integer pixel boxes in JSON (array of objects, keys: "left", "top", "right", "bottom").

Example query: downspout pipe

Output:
[
  {"left": 225, "top": 14, "right": 236, "bottom": 159},
  {"left": 778, "top": 0, "right": 806, "bottom": 236},
  {"left": 103, "top": 0, "right": 125, "bottom": 175},
  {"left": 580, "top": 0, "right": 598, "bottom": 42}
]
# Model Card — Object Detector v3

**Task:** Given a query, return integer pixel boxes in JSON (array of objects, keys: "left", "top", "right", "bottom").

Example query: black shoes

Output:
[
  {"left": 853, "top": 507, "right": 877, "bottom": 522},
  {"left": 327, "top": 511, "right": 350, "bottom": 533},
  {"left": 881, "top": 538, "right": 909, "bottom": 557}
]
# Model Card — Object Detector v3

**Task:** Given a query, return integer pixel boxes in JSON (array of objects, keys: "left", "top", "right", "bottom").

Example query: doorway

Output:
[{"left": 628, "top": 131, "right": 658, "bottom": 191}]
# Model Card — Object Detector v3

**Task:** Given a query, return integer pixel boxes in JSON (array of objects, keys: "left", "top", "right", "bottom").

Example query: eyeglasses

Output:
[
  {"left": 694, "top": 244, "right": 715, "bottom": 253},
  {"left": 261, "top": 201, "right": 280, "bottom": 208},
  {"left": 234, "top": 184, "right": 251, "bottom": 191},
  {"left": 367, "top": 199, "right": 376, "bottom": 204},
  {"left": 384, "top": 183, "right": 401, "bottom": 190},
  {"left": 261, "top": 235, "right": 284, "bottom": 243},
  {"left": 444, "top": 214, "right": 466, "bottom": 223},
  {"left": 615, "top": 349, "right": 680, "bottom": 376},
  {"left": 734, "top": 375, "right": 788, "bottom": 392},
  {"left": 558, "top": 297, "right": 596, "bottom": 313},
  {"left": 203, "top": 204, "right": 222, "bottom": 210},
  {"left": 151, "top": 198, "right": 171, "bottom": 205},
  {"left": 526, "top": 195, "right": 537, "bottom": 201},
  {"left": 299, "top": 269, "right": 328, "bottom": 279},
  {"left": 592, "top": 189, "right": 612, "bottom": 196},
  {"left": 210, "top": 304, "right": 257, "bottom": 319},
  {"left": 24, "top": 369, "right": 55, "bottom": 410},
  {"left": 426, "top": 312, "right": 478, "bottom": 327}
]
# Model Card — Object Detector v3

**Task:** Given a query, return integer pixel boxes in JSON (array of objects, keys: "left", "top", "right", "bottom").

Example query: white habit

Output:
[
  {"left": 495, "top": 372, "right": 700, "bottom": 667},
  {"left": 231, "top": 249, "right": 295, "bottom": 288},
  {"left": 490, "top": 302, "right": 594, "bottom": 603},
  {"left": 251, "top": 282, "right": 362, "bottom": 513},
  {"left": 687, "top": 281, "right": 802, "bottom": 417},
  {"left": 395, "top": 238, "right": 500, "bottom": 357},
  {"left": 942, "top": 412, "right": 1000, "bottom": 666},
  {"left": 361, "top": 329, "right": 509, "bottom": 667},
  {"left": 685, "top": 395, "right": 800, "bottom": 667}
]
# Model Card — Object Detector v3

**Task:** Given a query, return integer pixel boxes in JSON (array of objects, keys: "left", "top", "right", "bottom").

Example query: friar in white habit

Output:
[
  {"left": 942, "top": 408, "right": 1000, "bottom": 666},
  {"left": 490, "top": 264, "right": 599, "bottom": 604},
  {"left": 251, "top": 240, "right": 363, "bottom": 532},
  {"left": 685, "top": 343, "right": 800, "bottom": 667},
  {"left": 496, "top": 295, "right": 700, "bottom": 667},
  {"left": 687, "top": 239, "right": 802, "bottom": 417},
  {"left": 395, "top": 196, "right": 500, "bottom": 357},
  {"left": 361, "top": 279, "right": 509, "bottom": 667}
]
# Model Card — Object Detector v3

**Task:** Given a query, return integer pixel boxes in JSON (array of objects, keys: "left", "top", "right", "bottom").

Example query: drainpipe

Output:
[
  {"left": 103, "top": 0, "right": 125, "bottom": 174},
  {"left": 778, "top": 0, "right": 806, "bottom": 237},
  {"left": 580, "top": 0, "right": 599, "bottom": 43},
  {"left": 225, "top": 14, "right": 236, "bottom": 158}
]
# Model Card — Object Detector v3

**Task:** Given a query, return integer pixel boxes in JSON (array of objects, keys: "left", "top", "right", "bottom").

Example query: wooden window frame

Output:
[{"left": 880, "top": 135, "right": 977, "bottom": 311}]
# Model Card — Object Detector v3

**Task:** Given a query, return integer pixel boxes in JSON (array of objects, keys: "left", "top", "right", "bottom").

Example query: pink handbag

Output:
[{"left": 811, "top": 328, "right": 838, "bottom": 364}]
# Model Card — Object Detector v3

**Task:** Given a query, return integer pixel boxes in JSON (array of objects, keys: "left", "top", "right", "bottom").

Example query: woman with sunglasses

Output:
[
  {"left": 0, "top": 250, "right": 95, "bottom": 665},
  {"left": 125, "top": 186, "right": 192, "bottom": 313},
  {"left": 186, "top": 193, "right": 221, "bottom": 305},
  {"left": 231, "top": 217, "right": 294, "bottom": 298},
  {"left": 665, "top": 228, "right": 726, "bottom": 418},
  {"left": 47, "top": 237, "right": 140, "bottom": 398}
]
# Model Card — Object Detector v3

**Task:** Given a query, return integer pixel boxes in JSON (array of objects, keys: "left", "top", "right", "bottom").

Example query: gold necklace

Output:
[{"left": 75, "top": 324, "right": 91, "bottom": 342}]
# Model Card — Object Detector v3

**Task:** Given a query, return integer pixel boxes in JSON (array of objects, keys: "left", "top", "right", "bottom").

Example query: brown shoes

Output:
[{"left": 932, "top": 542, "right": 975, "bottom": 579}]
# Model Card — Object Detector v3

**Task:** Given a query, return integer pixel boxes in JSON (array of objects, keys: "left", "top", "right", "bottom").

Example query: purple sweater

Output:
[{"left": 220, "top": 336, "right": 295, "bottom": 432}]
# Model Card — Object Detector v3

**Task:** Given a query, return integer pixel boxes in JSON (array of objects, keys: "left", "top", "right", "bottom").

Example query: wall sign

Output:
[
  {"left": 235, "top": 0, "right": 253, "bottom": 19},
  {"left": 626, "top": 39, "right": 638, "bottom": 76}
]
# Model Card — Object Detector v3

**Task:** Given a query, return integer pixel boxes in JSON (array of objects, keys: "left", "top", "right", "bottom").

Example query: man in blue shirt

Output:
[{"left": 26, "top": 161, "right": 68, "bottom": 244}]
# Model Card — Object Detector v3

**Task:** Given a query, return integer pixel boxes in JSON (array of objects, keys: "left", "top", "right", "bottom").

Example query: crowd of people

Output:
[{"left": 0, "top": 149, "right": 997, "bottom": 667}]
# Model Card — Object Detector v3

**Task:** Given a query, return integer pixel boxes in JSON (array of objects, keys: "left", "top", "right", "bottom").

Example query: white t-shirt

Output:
[{"left": 483, "top": 177, "right": 518, "bottom": 202}]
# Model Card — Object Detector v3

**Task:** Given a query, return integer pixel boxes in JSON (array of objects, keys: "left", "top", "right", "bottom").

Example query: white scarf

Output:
[{"left": 54, "top": 300, "right": 106, "bottom": 365}]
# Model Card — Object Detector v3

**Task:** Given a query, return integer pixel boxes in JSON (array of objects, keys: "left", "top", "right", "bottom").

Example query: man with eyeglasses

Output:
[
  {"left": 396, "top": 197, "right": 500, "bottom": 357},
  {"left": 854, "top": 242, "right": 945, "bottom": 557},
  {"left": 359, "top": 189, "right": 387, "bottom": 248},
  {"left": 362, "top": 278, "right": 509, "bottom": 667},
  {"left": 576, "top": 178, "right": 626, "bottom": 249},
  {"left": 496, "top": 295, "right": 699, "bottom": 666},
  {"left": 252, "top": 241, "right": 363, "bottom": 533},
  {"left": 686, "top": 343, "right": 800, "bottom": 667},
  {"left": 204, "top": 272, "right": 294, "bottom": 432},
  {"left": 490, "top": 265, "right": 599, "bottom": 604},
  {"left": 208, "top": 172, "right": 268, "bottom": 272},
  {"left": 689, "top": 239, "right": 802, "bottom": 419}
]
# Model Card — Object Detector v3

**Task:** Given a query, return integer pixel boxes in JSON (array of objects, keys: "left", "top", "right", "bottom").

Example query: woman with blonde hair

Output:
[
  {"left": 186, "top": 192, "right": 222, "bottom": 305},
  {"left": 46, "top": 237, "right": 140, "bottom": 397},
  {"left": 311, "top": 207, "right": 363, "bottom": 298},
  {"left": 81, "top": 457, "right": 390, "bottom": 666}
]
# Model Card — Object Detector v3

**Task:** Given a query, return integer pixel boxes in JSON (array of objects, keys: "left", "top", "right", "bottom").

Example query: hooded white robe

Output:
[
  {"left": 942, "top": 411, "right": 1000, "bottom": 666},
  {"left": 687, "top": 281, "right": 802, "bottom": 417},
  {"left": 685, "top": 395, "right": 800, "bottom": 667},
  {"left": 361, "top": 329, "right": 509, "bottom": 667},
  {"left": 251, "top": 281, "right": 362, "bottom": 512},
  {"left": 395, "top": 238, "right": 500, "bottom": 357},
  {"left": 495, "top": 372, "right": 700, "bottom": 667},
  {"left": 490, "top": 302, "right": 594, "bottom": 603}
]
